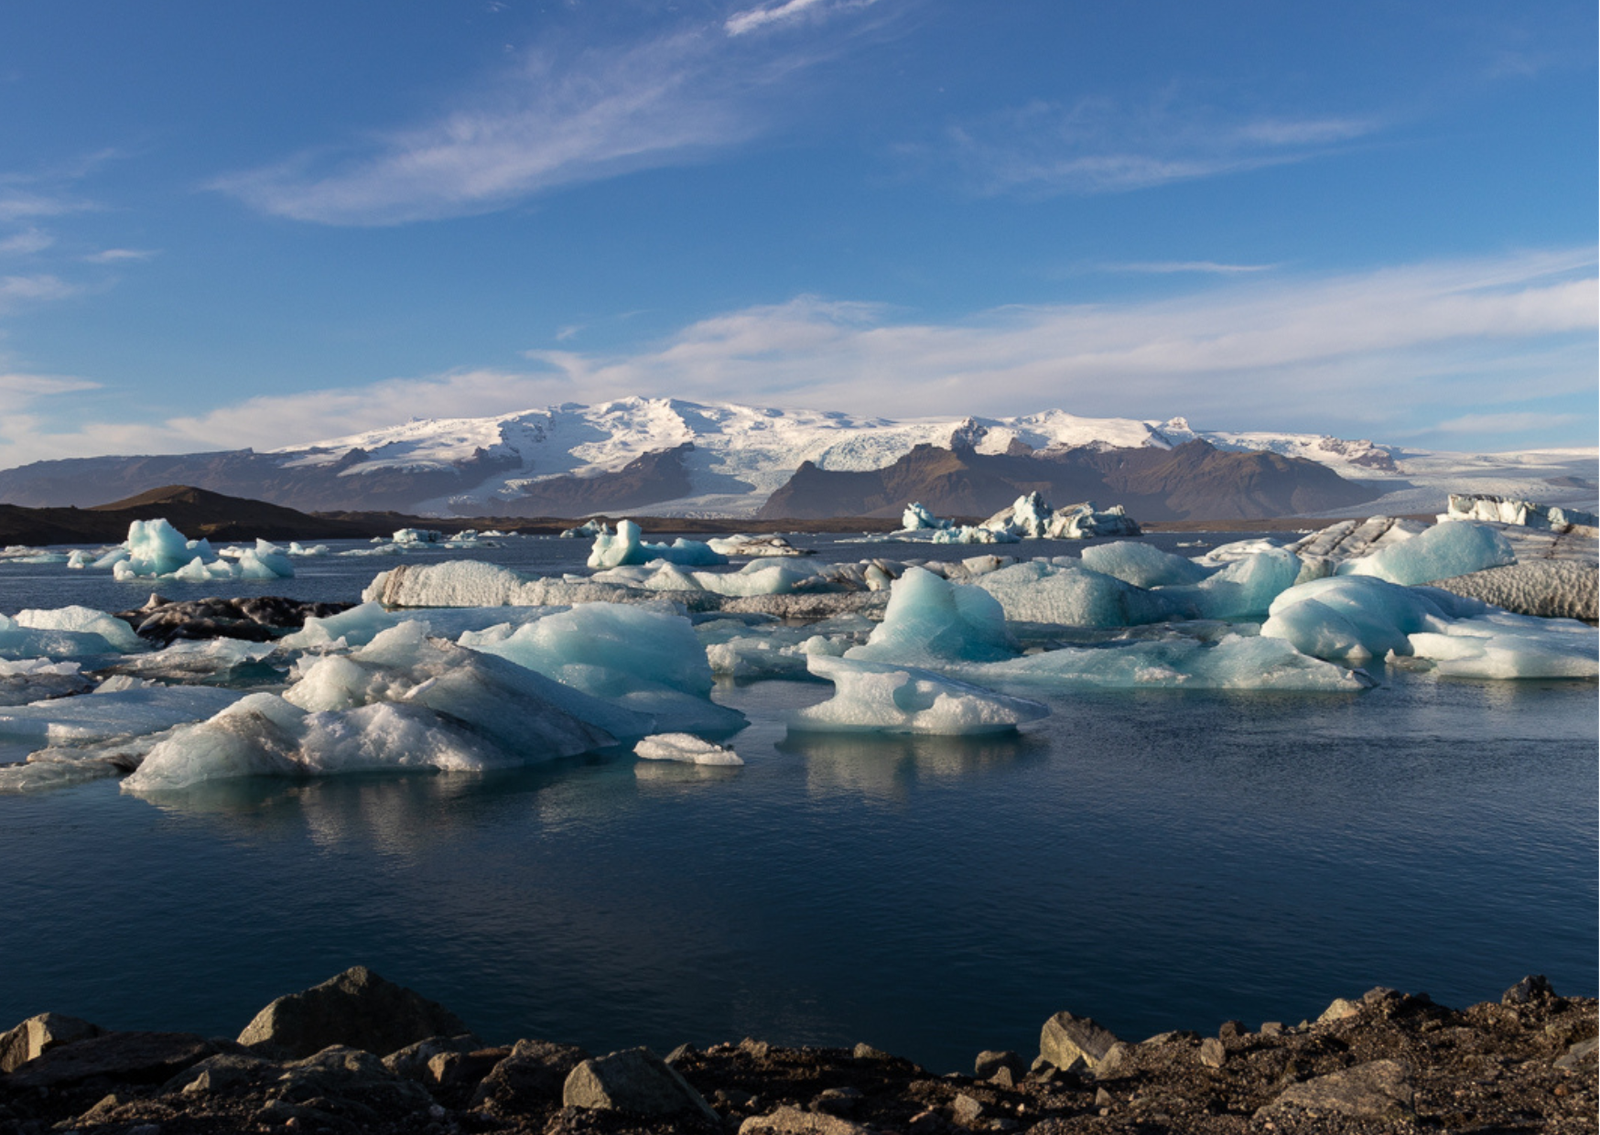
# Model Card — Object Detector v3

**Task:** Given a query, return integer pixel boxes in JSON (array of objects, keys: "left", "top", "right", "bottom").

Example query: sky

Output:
[{"left": 0, "top": 0, "right": 1594, "bottom": 467}]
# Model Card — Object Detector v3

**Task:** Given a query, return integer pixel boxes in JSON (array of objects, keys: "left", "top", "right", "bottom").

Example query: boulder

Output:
[
  {"left": 740, "top": 1104, "right": 873, "bottom": 1134},
  {"left": 1318, "top": 997, "right": 1362, "bottom": 1023},
  {"left": 3, "top": 1031, "right": 215, "bottom": 1089},
  {"left": 973, "top": 1049, "right": 1023, "bottom": 1080},
  {"left": 1039, "top": 1011, "right": 1119, "bottom": 1072},
  {"left": 1198, "top": 1037, "right": 1226, "bottom": 1068},
  {"left": 1259, "top": 1058, "right": 1414, "bottom": 1118},
  {"left": 0, "top": 1012, "right": 104, "bottom": 1073},
  {"left": 381, "top": 1033, "right": 483, "bottom": 1082},
  {"left": 236, "top": 966, "right": 468, "bottom": 1059},
  {"left": 274, "top": 1044, "right": 432, "bottom": 1113},
  {"left": 472, "top": 1038, "right": 592, "bottom": 1112},
  {"left": 562, "top": 1046, "right": 718, "bottom": 1121}
]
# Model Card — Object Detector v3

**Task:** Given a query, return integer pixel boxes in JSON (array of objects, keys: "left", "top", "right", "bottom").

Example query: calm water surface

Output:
[{"left": 0, "top": 533, "right": 1594, "bottom": 1071}]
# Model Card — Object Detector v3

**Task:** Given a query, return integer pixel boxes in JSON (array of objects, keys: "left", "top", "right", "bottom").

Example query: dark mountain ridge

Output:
[{"left": 757, "top": 439, "right": 1385, "bottom": 521}]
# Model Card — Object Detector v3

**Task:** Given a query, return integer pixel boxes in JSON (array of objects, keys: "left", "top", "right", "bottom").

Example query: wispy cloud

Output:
[
  {"left": 941, "top": 97, "right": 1382, "bottom": 197},
  {"left": 0, "top": 371, "right": 99, "bottom": 399},
  {"left": 725, "top": 0, "right": 876, "bottom": 37},
  {"left": 1105, "top": 260, "right": 1277, "bottom": 275},
  {"left": 82, "top": 248, "right": 158, "bottom": 263},
  {"left": 215, "top": 5, "right": 888, "bottom": 226},
  {"left": 0, "top": 228, "right": 53, "bottom": 256},
  {"left": 1432, "top": 411, "right": 1578, "bottom": 434},
  {"left": 4, "top": 249, "right": 1592, "bottom": 466},
  {"left": 0, "top": 274, "right": 76, "bottom": 311}
]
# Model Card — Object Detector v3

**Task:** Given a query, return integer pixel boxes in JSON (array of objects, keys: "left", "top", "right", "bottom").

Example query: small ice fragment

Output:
[{"left": 633, "top": 733, "right": 743, "bottom": 765}]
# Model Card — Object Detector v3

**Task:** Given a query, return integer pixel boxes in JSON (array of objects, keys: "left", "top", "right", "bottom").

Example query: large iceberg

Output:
[
  {"left": 792, "top": 655, "right": 1050, "bottom": 735},
  {"left": 105, "top": 520, "right": 295, "bottom": 582},
  {"left": 1337, "top": 520, "right": 1515, "bottom": 586},
  {"left": 1164, "top": 549, "right": 1303, "bottom": 620},
  {"left": 845, "top": 566, "right": 1015, "bottom": 665},
  {"left": 1079, "top": 541, "right": 1211, "bottom": 589},
  {"left": 975, "top": 560, "right": 1176, "bottom": 628},
  {"left": 459, "top": 603, "right": 744, "bottom": 734}
]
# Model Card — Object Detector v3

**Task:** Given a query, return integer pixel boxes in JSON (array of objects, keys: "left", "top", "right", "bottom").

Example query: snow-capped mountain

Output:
[
  {"left": 0, "top": 396, "right": 1592, "bottom": 520},
  {"left": 269, "top": 397, "right": 1408, "bottom": 515}
]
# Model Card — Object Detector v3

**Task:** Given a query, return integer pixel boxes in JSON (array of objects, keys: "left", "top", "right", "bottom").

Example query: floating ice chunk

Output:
[
  {"left": 688, "top": 561, "right": 815, "bottom": 597},
  {"left": 0, "top": 659, "right": 93, "bottom": 707},
  {"left": 14, "top": 605, "right": 145, "bottom": 653},
  {"left": 1338, "top": 520, "right": 1515, "bottom": 586},
  {"left": 288, "top": 542, "right": 331, "bottom": 556},
  {"left": 108, "top": 637, "right": 279, "bottom": 682},
  {"left": 0, "top": 607, "right": 146, "bottom": 660},
  {"left": 975, "top": 560, "right": 1176, "bottom": 628},
  {"left": 846, "top": 566, "right": 1014, "bottom": 665},
  {"left": 900, "top": 502, "right": 949, "bottom": 531},
  {"left": 705, "top": 534, "right": 810, "bottom": 556},
  {"left": 363, "top": 561, "right": 660, "bottom": 609},
  {"left": 0, "top": 545, "right": 69, "bottom": 564},
  {"left": 460, "top": 604, "right": 742, "bottom": 734},
  {"left": 792, "top": 655, "right": 1050, "bottom": 735},
  {"left": 588, "top": 520, "right": 726, "bottom": 568},
  {"left": 1165, "top": 549, "right": 1303, "bottom": 620},
  {"left": 1260, "top": 575, "right": 1476, "bottom": 664},
  {"left": 1407, "top": 614, "right": 1599, "bottom": 679},
  {"left": 962, "top": 633, "right": 1372, "bottom": 691},
  {"left": 0, "top": 684, "right": 244, "bottom": 746},
  {"left": 1192, "top": 538, "right": 1283, "bottom": 567},
  {"left": 233, "top": 539, "right": 295, "bottom": 579},
  {"left": 392, "top": 528, "right": 442, "bottom": 545},
  {"left": 932, "top": 525, "right": 1019, "bottom": 545},
  {"left": 633, "top": 733, "right": 744, "bottom": 765},
  {"left": 560, "top": 519, "right": 611, "bottom": 539},
  {"left": 1080, "top": 541, "right": 1211, "bottom": 588}
]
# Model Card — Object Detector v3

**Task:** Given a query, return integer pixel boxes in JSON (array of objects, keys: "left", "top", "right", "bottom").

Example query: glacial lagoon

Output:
[{"left": 0, "top": 532, "right": 1594, "bottom": 1073}]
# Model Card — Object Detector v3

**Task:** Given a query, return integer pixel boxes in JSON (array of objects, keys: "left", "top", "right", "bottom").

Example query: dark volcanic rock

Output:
[
  {"left": 236, "top": 965, "right": 469, "bottom": 1059},
  {"left": 115, "top": 593, "right": 354, "bottom": 645}
]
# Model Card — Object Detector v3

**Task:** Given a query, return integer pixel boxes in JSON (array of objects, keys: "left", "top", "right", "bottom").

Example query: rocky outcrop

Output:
[
  {"left": 235, "top": 965, "right": 469, "bottom": 1059},
  {"left": 114, "top": 593, "right": 355, "bottom": 645},
  {"left": 1, "top": 972, "right": 1593, "bottom": 1134}
]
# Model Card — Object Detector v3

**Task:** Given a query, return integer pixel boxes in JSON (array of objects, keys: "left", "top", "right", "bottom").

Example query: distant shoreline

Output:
[{"left": 0, "top": 483, "right": 1435, "bottom": 547}]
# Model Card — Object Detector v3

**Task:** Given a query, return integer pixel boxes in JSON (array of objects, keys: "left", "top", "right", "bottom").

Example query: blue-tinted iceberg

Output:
[
  {"left": 792, "top": 655, "right": 1050, "bottom": 735},
  {"left": 1337, "top": 520, "right": 1515, "bottom": 585},
  {"left": 1079, "top": 541, "right": 1211, "bottom": 588},
  {"left": 975, "top": 560, "right": 1176, "bottom": 628},
  {"left": 105, "top": 520, "right": 294, "bottom": 582},
  {"left": 1164, "top": 549, "right": 1303, "bottom": 620},
  {"left": 846, "top": 566, "right": 1015, "bottom": 665},
  {"left": 961, "top": 634, "right": 1372, "bottom": 692},
  {"left": 460, "top": 604, "right": 744, "bottom": 734},
  {"left": 0, "top": 606, "right": 146, "bottom": 659},
  {"left": 1407, "top": 614, "right": 1598, "bottom": 679}
]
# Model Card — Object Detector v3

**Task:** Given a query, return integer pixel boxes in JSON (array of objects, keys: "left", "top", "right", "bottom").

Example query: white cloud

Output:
[
  {"left": 82, "top": 248, "right": 157, "bottom": 263},
  {"left": 0, "top": 274, "right": 76, "bottom": 311},
  {"left": 0, "top": 228, "right": 54, "bottom": 256},
  {"left": 1106, "top": 260, "right": 1277, "bottom": 275},
  {"left": 2, "top": 249, "right": 1593, "bottom": 467},
  {"left": 1432, "top": 411, "right": 1578, "bottom": 434},
  {"left": 0, "top": 371, "right": 99, "bottom": 399},
  {"left": 943, "top": 98, "right": 1383, "bottom": 197},
  {"left": 725, "top": 0, "right": 875, "bottom": 37},
  {"left": 214, "top": 7, "right": 886, "bottom": 226}
]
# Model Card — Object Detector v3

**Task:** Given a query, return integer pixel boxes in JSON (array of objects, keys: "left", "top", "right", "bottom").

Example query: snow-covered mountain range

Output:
[{"left": 0, "top": 396, "right": 1594, "bottom": 520}]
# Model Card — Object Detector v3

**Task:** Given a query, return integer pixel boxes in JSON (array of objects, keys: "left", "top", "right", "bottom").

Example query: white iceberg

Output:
[
  {"left": 588, "top": 519, "right": 726, "bottom": 569},
  {"left": 633, "top": 733, "right": 744, "bottom": 765},
  {"left": 791, "top": 655, "right": 1050, "bottom": 735},
  {"left": 900, "top": 502, "right": 949, "bottom": 531}
]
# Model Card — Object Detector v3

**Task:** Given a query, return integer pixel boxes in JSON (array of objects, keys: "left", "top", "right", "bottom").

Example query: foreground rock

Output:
[
  {"left": 114, "top": 594, "right": 355, "bottom": 645},
  {"left": 236, "top": 965, "right": 469, "bottom": 1059},
  {"left": 0, "top": 973, "right": 1593, "bottom": 1134}
]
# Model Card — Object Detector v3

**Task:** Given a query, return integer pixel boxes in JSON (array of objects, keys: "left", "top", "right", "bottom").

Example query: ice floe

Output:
[
  {"left": 634, "top": 733, "right": 743, "bottom": 765},
  {"left": 0, "top": 606, "right": 146, "bottom": 659},
  {"left": 1337, "top": 520, "right": 1515, "bottom": 586},
  {"left": 588, "top": 519, "right": 726, "bottom": 568},
  {"left": 792, "top": 655, "right": 1051, "bottom": 735}
]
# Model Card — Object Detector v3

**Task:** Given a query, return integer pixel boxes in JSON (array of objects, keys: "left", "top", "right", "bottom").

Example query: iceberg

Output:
[
  {"left": 1079, "top": 541, "right": 1212, "bottom": 588},
  {"left": 101, "top": 520, "right": 295, "bottom": 582},
  {"left": 845, "top": 566, "right": 1014, "bottom": 665},
  {"left": 1259, "top": 576, "right": 1477, "bottom": 664},
  {"left": 1407, "top": 614, "right": 1599, "bottom": 680},
  {"left": 1164, "top": 549, "right": 1303, "bottom": 620},
  {"left": 0, "top": 658, "right": 94, "bottom": 707},
  {"left": 634, "top": 733, "right": 744, "bottom": 765},
  {"left": 560, "top": 519, "right": 611, "bottom": 539},
  {"left": 0, "top": 684, "right": 245, "bottom": 747},
  {"left": 1337, "top": 520, "right": 1515, "bottom": 586},
  {"left": 791, "top": 655, "right": 1050, "bottom": 735},
  {"left": 975, "top": 560, "right": 1176, "bottom": 628},
  {"left": 0, "top": 606, "right": 147, "bottom": 659},
  {"left": 588, "top": 519, "right": 726, "bottom": 569},
  {"left": 960, "top": 633, "right": 1372, "bottom": 692},
  {"left": 900, "top": 502, "right": 949, "bottom": 531},
  {"left": 459, "top": 604, "right": 744, "bottom": 734},
  {"left": 1446, "top": 493, "right": 1599, "bottom": 531}
]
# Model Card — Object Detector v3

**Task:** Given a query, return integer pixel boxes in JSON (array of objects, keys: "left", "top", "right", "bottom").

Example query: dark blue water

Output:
[{"left": 0, "top": 531, "right": 1594, "bottom": 1072}]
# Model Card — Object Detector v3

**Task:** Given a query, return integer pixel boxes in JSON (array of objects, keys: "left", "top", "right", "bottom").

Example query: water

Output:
[{"left": 0, "top": 532, "right": 1594, "bottom": 1072}]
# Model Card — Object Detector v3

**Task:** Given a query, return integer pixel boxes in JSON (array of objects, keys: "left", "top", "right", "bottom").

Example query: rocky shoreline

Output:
[{"left": 1, "top": 968, "right": 1593, "bottom": 1135}]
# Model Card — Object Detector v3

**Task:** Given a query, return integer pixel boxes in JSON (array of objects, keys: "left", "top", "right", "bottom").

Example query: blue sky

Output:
[{"left": 0, "top": 0, "right": 1593, "bottom": 466}]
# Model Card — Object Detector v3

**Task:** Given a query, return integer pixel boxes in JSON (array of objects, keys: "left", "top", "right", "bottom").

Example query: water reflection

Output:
[{"left": 779, "top": 728, "right": 1048, "bottom": 801}]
